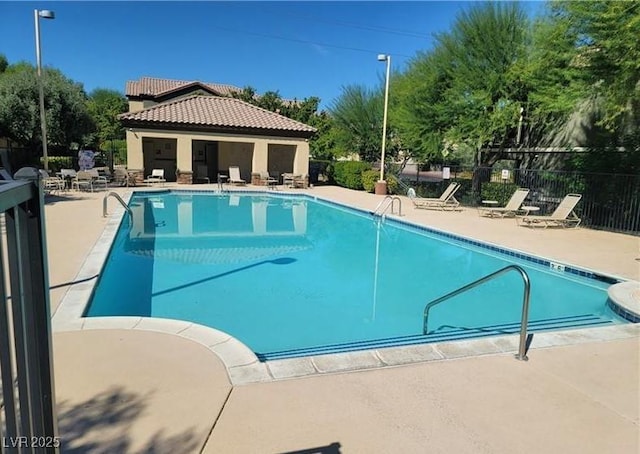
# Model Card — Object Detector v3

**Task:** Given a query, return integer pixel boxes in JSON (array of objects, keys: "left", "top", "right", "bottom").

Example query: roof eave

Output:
[{"left": 119, "top": 119, "right": 316, "bottom": 139}]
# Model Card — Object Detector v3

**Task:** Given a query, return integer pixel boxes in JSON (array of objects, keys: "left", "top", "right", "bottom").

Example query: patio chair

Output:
[
  {"left": 39, "top": 169, "right": 65, "bottom": 194},
  {"left": 519, "top": 193, "right": 582, "bottom": 228},
  {"left": 228, "top": 166, "right": 246, "bottom": 185},
  {"left": 113, "top": 168, "right": 131, "bottom": 187},
  {"left": 87, "top": 168, "right": 108, "bottom": 191},
  {"left": 407, "top": 182, "right": 461, "bottom": 211},
  {"left": 259, "top": 171, "right": 278, "bottom": 189},
  {"left": 478, "top": 188, "right": 530, "bottom": 218},
  {"left": 71, "top": 171, "right": 94, "bottom": 192},
  {"left": 282, "top": 173, "right": 295, "bottom": 188},
  {"left": 143, "top": 169, "right": 166, "bottom": 186},
  {"left": 282, "top": 173, "right": 304, "bottom": 188}
]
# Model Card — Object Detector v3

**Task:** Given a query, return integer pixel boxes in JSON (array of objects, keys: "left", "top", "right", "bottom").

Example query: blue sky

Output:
[{"left": 1, "top": 1, "right": 543, "bottom": 109}]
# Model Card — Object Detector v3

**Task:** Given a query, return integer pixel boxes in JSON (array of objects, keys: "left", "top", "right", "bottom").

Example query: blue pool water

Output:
[{"left": 87, "top": 191, "right": 626, "bottom": 360}]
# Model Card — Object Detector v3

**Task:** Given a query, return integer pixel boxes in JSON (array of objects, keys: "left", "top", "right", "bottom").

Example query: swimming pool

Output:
[{"left": 86, "top": 191, "right": 627, "bottom": 360}]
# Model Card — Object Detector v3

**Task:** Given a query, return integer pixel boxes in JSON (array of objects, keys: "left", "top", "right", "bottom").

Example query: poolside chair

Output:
[
  {"left": 113, "top": 168, "right": 132, "bottom": 187},
  {"left": 407, "top": 182, "right": 461, "bottom": 211},
  {"left": 282, "top": 173, "right": 295, "bottom": 188},
  {"left": 71, "top": 171, "right": 94, "bottom": 192},
  {"left": 259, "top": 171, "right": 278, "bottom": 189},
  {"left": 87, "top": 168, "right": 108, "bottom": 191},
  {"left": 39, "top": 169, "right": 65, "bottom": 194},
  {"left": 519, "top": 193, "right": 582, "bottom": 228},
  {"left": 479, "top": 188, "right": 530, "bottom": 218},
  {"left": 144, "top": 169, "right": 166, "bottom": 186},
  {"left": 228, "top": 166, "right": 246, "bottom": 185}
]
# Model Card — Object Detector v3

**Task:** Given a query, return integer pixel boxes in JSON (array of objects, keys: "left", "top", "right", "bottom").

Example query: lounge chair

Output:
[
  {"left": 144, "top": 169, "right": 166, "bottom": 186},
  {"left": 259, "top": 171, "right": 278, "bottom": 189},
  {"left": 479, "top": 188, "right": 530, "bottom": 218},
  {"left": 407, "top": 182, "right": 461, "bottom": 211},
  {"left": 519, "top": 193, "right": 582, "bottom": 228},
  {"left": 229, "top": 166, "right": 246, "bottom": 185}
]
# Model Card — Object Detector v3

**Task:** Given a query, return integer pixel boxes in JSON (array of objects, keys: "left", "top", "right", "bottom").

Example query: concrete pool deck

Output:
[{"left": 46, "top": 185, "right": 639, "bottom": 453}]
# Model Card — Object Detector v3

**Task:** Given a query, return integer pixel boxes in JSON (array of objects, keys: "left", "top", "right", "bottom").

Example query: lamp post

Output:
[
  {"left": 376, "top": 54, "right": 391, "bottom": 195},
  {"left": 34, "top": 9, "right": 55, "bottom": 171}
]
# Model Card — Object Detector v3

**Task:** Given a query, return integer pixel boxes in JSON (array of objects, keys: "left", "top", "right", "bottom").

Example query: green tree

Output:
[
  {"left": 0, "top": 61, "right": 94, "bottom": 153},
  {"left": 231, "top": 86, "right": 320, "bottom": 125},
  {"left": 559, "top": 1, "right": 639, "bottom": 131},
  {"left": 308, "top": 111, "right": 340, "bottom": 160},
  {"left": 394, "top": 2, "right": 531, "bottom": 167},
  {"left": 392, "top": 47, "right": 453, "bottom": 165},
  {"left": 329, "top": 84, "right": 384, "bottom": 162},
  {"left": 530, "top": 1, "right": 639, "bottom": 145},
  {"left": 86, "top": 88, "right": 128, "bottom": 150},
  {"left": 0, "top": 54, "right": 8, "bottom": 74}
]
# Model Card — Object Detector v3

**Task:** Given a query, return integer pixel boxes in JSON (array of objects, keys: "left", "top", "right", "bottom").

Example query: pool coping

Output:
[{"left": 51, "top": 188, "right": 640, "bottom": 385}]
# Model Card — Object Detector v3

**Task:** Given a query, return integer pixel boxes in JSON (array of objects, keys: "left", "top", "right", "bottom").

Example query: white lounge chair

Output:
[
  {"left": 144, "top": 169, "right": 166, "bottom": 186},
  {"left": 407, "top": 182, "right": 461, "bottom": 211},
  {"left": 519, "top": 194, "right": 582, "bottom": 228},
  {"left": 229, "top": 166, "right": 246, "bottom": 185},
  {"left": 479, "top": 188, "right": 530, "bottom": 218}
]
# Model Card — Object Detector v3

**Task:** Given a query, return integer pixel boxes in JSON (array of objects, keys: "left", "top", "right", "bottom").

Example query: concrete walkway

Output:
[{"left": 45, "top": 185, "right": 639, "bottom": 453}]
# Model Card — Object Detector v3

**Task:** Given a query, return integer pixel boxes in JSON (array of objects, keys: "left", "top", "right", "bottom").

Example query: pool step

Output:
[{"left": 257, "top": 314, "right": 615, "bottom": 361}]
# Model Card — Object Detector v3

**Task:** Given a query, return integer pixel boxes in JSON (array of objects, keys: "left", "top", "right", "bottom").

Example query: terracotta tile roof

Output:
[
  {"left": 126, "top": 77, "right": 241, "bottom": 98},
  {"left": 118, "top": 96, "right": 316, "bottom": 134}
]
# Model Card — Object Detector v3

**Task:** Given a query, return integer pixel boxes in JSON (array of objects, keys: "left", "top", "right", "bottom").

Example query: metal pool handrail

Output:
[
  {"left": 103, "top": 192, "right": 132, "bottom": 220},
  {"left": 373, "top": 195, "right": 402, "bottom": 217},
  {"left": 423, "top": 264, "right": 532, "bottom": 361}
]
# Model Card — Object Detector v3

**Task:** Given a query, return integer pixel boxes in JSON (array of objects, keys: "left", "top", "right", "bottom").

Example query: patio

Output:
[{"left": 46, "top": 185, "right": 639, "bottom": 453}]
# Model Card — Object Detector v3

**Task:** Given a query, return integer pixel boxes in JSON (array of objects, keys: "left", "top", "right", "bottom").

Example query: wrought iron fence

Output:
[
  {"left": 0, "top": 168, "right": 59, "bottom": 452},
  {"left": 396, "top": 166, "right": 640, "bottom": 235}
]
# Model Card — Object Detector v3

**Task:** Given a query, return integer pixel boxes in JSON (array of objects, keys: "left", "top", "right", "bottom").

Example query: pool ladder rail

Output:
[
  {"left": 423, "top": 265, "right": 532, "bottom": 361},
  {"left": 103, "top": 192, "right": 133, "bottom": 220},
  {"left": 373, "top": 196, "right": 402, "bottom": 217}
]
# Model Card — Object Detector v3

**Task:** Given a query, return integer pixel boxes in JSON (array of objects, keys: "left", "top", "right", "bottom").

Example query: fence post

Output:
[{"left": 11, "top": 167, "right": 59, "bottom": 446}]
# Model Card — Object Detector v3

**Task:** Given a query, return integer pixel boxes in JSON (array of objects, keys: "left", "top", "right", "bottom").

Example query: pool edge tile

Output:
[
  {"left": 267, "top": 357, "right": 317, "bottom": 379},
  {"left": 311, "top": 350, "right": 382, "bottom": 373},
  {"left": 375, "top": 343, "right": 444, "bottom": 366}
]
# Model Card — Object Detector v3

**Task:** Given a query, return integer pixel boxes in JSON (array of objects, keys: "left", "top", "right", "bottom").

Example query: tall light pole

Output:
[
  {"left": 35, "top": 9, "right": 55, "bottom": 171},
  {"left": 377, "top": 54, "right": 391, "bottom": 193}
]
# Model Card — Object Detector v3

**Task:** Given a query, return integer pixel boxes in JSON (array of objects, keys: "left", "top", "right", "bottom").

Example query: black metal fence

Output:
[
  {"left": 0, "top": 168, "right": 59, "bottom": 451},
  {"left": 398, "top": 166, "right": 640, "bottom": 235}
]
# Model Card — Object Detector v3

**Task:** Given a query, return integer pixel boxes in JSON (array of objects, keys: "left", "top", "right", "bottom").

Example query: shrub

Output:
[
  {"left": 386, "top": 174, "right": 400, "bottom": 195},
  {"left": 332, "top": 161, "right": 371, "bottom": 190},
  {"left": 481, "top": 182, "right": 519, "bottom": 206},
  {"left": 362, "top": 170, "right": 379, "bottom": 192}
]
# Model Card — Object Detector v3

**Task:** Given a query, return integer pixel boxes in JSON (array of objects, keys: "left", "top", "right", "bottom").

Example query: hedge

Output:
[
  {"left": 332, "top": 161, "right": 371, "bottom": 190},
  {"left": 362, "top": 170, "right": 379, "bottom": 192}
]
